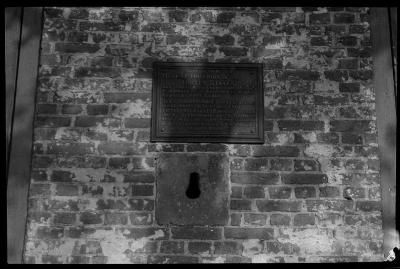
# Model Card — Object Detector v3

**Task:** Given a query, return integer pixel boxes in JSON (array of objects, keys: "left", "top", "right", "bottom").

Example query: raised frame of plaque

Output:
[{"left": 150, "top": 62, "right": 264, "bottom": 144}]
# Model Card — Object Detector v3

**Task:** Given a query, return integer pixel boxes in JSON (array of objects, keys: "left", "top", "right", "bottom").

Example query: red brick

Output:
[
  {"left": 79, "top": 212, "right": 103, "bottom": 225},
  {"left": 55, "top": 43, "right": 100, "bottom": 53},
  {"left": 230, "top": 199, "right": 252, "bottom": 211},
  {"left": 356, "top": 201, "right": 381, "bottom": 212},
  {"left": 53, "top": 212, "right": 77, "bottom": 225},
  {"left": 293, "top": 214, "right": 315, "bottom": 226},
  {"left": 270, "top": 159, "right": 293, "bottom": 171},
  {"left": 294, "top": 160, "right": 320, "bottom": 171},
  {"left": 306, "top": 199, "right": 354, "bottom": 212},
  {"left": 98, "top": 142, "right": 145, "bottom": 155},
  {"left": 104, "top": 213, "right": 128, "bottom": 225},
  {"left": 268, "top": 187, "right": 292, "bottom": 199},
  {"left": 231, "top": 172, "right": 279, "bottom": 185},
  {"left": 252, "top": 146, "right": 299, "bottom": 157},
  {"left": 55, "top": 184, "right": 79, "bottom": 196},
  {"left": 294, "top": 187, "right": 316, "bottom": 198},
  {"left": 148, "top": 255, "right": 198, "bottom": 264},
  {"left": 129, "top": 212, "right": 153, "bottom": 225},
  {"left": 132, "top": 184, "right": 153, "bottom": 196},
  {"left": 309, "top": 13, "right": 331, "bottom": 24},
  {"left": 230, "top": 213, "right": 242, "bottom": 226},
  {"left": 270, "top": 214, "right": 291, "bottom": 226},
  {"left": 244, "top": 158, "right": 268, "bottom": 171},
  {"left": 281, "top": 173, "right": 328, "bottom": 184},
  {"left": 214, "top": 241, "right": 242, "bottom": 255},
  {"left": 35, "top": 116, "right": 71, "bottom": 127},
  {"left": 339, "top": 82, "right": 360, "bottom": 93},
  {"left": 125, "top": 118, "right": 150, "bottom": 128},
  {"left": 160, "top": 241, "right": 184, "bottom": 254},
  {"left": 51, "top": 170, "right": 75, "bottom": 182},
  {"left": 36, "top": 226, "right": 64, "bottom": 239},
  {"left": 319, "top": 186, "right": 341, "bottom": 197},
  {"left": 266, "top": 241, "right": 300, "bottom": 255},
  {"left": 188, "top": 242, "right": 211, "bottom": 254},
  {"left": 244, "top": 186, "right": 265, "bottom": 198},
  {"left": 87, "top": 104, "right": 109, "bottom": 115},
  {"left": 29, "top": 183, "right": 51, "bottom": 196},
  {"left": 334, "top": 13, "right": 355, "bottom": 24},
  {"left": 224, "top": 227, "right": 273, "bottom": 239},
  {"left": 171, "top": 226, "right": 221, "bottom": 240},
  {"left": 243, "top": 213, "right": 268, "bottom": 226},
  {"left": 47, "top": 142, "right": 94, "bottom": 156},
  {"left": 256, "top": 200, "right": 302, "bottom": 212},
  {"left": 278, "top": 120, "right": 324, "bottom": 131}
]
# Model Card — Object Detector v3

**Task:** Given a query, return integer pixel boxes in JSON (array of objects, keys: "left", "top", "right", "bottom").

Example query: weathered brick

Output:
[
  {"left": 280, "top": 70, "right": 320, "bottom": 81},
  {"left": 356, "top": 201, "right": 381, "bottom": 212},
  {"left": 319, "top": 186, "right": 341, "bottom": 198},
  {"left": 188, "top": 242, "right": 211, "bottom": 254},
  {"left": 87, "top": 104, "right": 108, "bottom": 115},
  {"left": 214, "top": 241, "right": 242, "bottom": 255},
  {"left": 129, "top": 212, "right": 152, "bottom": 225},
  {"left": 36, "top": 104, "right": 57, "bottom": 114},
  {"left": 281, "top": 173, "right": 328, "bottom": 184},
  {"left": 270, "top": 159, "right": 293, "bottom": 171},
  {"left": 256, "top": 200, "right": 302, "bottom": 212},
  {"left": 36, "top": 226, "right": 64, "bottom": 239},
  {"left": 243, "top": 213, "right": 268, "bottom": 226},
  {"left": 219, "top": 46, "right": 248, "bottom": 56},
  {"left": 334, "top": 13, "right": 355, "bottom": 24},
  {"left": 55, "top": 43, "right": 100, "bottom": 53},
  {"left": 79, "top": 212, "right": 103, "bottom": 225},
  {"left": 186, "top": 143, "right": 227, "bottom": 152},
  {"left": 344, "top": 187, "right": 366, "bottom": 199},
  {"left": 160, "top": 241, "right": 184, "bottom": 254},
  {"left": 244, "top": 186, "right": 265, "bottom": 198},
  {"left": 268, "top": 187, "right": 292, "bottom": 199},
  {"left": 47, "top": 142, "right": 94, "bottom": 156},
  {"left": 109, "top": 157, "right": 130, "bottom": 169},
  {"left": 278, "top": 120, "right": 324, "bottom": 131},
  {"left": 294, "top": 187, "right": 316, "bottom": 199},
  {"left": 224, "top": 227, "right": 273, "bottom": 239},
  {"left": 294, "top": 160, "right": 320, "bottom": 171},
  {"left": 231, "top": 172, "right": 279, "bottom": 185},
  {"left": 252, "top": 146, "right": 299, "bottom": 157},
  {"left": 230, "top": 199, "right": 252, "bottom": 211},
  {"left": 104, "top": 212, "right": 128, "bottom": 225},
  {"left": 266, "top": 241, "right": 300, "bottom": 255},
  {"left": 309, "top": 13, "right": 331, "bottom": 24},
  {"left": 306, "top": 199, "right": 354, "bottom": 212},
  {"left": 244, "top": 158, "right": 268, "bottom": 171},
  {"left": 98, "top": 142, "right": 145, "bottom": 155},
  {"left": 171, "top": 227, "right": 221, "bottom": 240},
  {"left": 216, "top": 12, "right": 235, "bottom": 23},
  {"left": 62, "top": 105, "right": 83, "bottom": 115},
  {"left": 55, "top": 184, "right": 79, "bottom": 196},
  {"left": 132, "top": 184, "right": 153, "bottom": 196},
  {"left": 51, "top": 170, "right": 75, "bottom": 182},
  {"left": 29, "top": 183, "right": 51, "bottom": 196},
  {"left": 148, "top": 255, "right": 198, "bottom": 264},
  {"left": 35, "top": 116, "right": 71, "bottom": 127},
  {"left": 339, "top": 82, "right": 360, "bottom": 93},
  {"left": 330, "top": 120, "right": 372, "bottom": 132},
  {"left": 342, "top": 133, "right": 363, "bottom": 144},
  {"left": 53, "top": 212, "right": 76, "bottom": 225}
]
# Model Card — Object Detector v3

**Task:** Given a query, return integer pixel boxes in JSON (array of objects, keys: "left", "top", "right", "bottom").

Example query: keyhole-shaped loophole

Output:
[{"left": 186, "top": 172, "right": 201, "bottom": 199}]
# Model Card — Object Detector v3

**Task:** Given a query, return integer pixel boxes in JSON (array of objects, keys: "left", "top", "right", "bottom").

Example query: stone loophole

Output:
[{"left": 186, "top": 172, "right": 201, "bottom": 199}]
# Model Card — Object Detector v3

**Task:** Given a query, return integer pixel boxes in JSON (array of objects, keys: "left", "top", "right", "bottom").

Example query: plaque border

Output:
[{"left": 150, "top": 62, "right": 264, "bottom": 144}]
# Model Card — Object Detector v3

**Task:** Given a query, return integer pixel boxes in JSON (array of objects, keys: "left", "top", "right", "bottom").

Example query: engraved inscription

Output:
[{"left": 151, "top": 62, "right": 264, "bottom": 143}]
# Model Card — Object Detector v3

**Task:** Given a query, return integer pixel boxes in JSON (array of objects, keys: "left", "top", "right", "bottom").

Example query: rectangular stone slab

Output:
[
  {"left": 150, "top": 62, "right": 264, "bottom": 143},
  {"left": 155, "top": 153, "right": 229, "bottom": 226}
]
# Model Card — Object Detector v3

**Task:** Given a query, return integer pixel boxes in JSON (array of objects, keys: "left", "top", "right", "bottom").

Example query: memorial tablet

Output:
[{"left": 150, "top": 62, "right": 264, "bottom": 143}]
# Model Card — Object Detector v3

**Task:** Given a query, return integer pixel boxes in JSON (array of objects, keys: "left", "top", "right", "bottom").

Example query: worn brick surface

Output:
[{"left": 25, "top": 6, "right": 382, "bottom": 264}]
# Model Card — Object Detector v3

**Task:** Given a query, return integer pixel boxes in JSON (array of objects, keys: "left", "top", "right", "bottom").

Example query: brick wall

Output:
[{"left": 24, "top": 7, "right": 384, "bottom": 263}]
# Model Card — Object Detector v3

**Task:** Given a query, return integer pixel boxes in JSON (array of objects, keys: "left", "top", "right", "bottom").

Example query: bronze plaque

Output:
[{"left": 150, "top": 62, "right": 264, "bottom": 143}]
